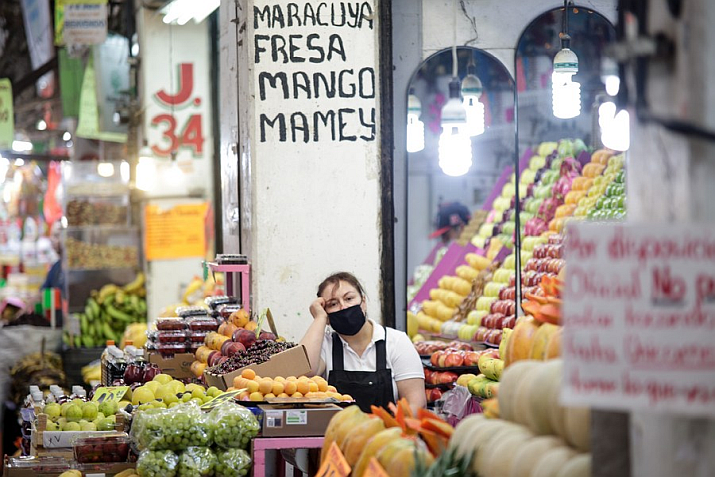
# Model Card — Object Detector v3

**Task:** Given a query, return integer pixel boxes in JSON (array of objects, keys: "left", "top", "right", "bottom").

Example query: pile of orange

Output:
[{"left": 227, "top": 369, "right": 353, "bottom": 402}]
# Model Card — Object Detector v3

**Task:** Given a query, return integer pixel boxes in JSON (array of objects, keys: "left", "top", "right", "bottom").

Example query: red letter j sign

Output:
[{"left": 155, "top": 63, "right": 194, "bottom": 107}]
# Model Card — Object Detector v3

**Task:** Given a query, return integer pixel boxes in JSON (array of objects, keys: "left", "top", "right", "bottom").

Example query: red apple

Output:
[
  {"left": 207, "top": 351, "right": 223, "bottom": 367},
  {"left": 464, "top": 351, "right": 481, "bottom": 366},
  {"left": 430, "top": 351, "right": 442, "bottom": 367},
  {"left": 486, "top": 330, "right": 503, "bottom": 345},
  {"left": 221, "top": 341, "right": 246, "bottom": 357},
  {"left": 258, "top": 331, "right": 277, "bottom": 341},
  {"left": 232, "top": 329, "right": 257, "bottom": 349},
  {"left": 427, "top": 388, "right": 443, "bottom": 402},
  {"left": 502, "top": 315, "right": 517, "bottom": 329},
  {"left": 438, "top": 371, "right": 459, "bottom": 384},
  {"left": 438, "top": 353, "right": 448, "bottom": 368},
  {"left": 474, "top": 327, "right": 490, "bottom": 342},
  {"left": 444, "top": 352, "right": 464, "bottom": 367}
]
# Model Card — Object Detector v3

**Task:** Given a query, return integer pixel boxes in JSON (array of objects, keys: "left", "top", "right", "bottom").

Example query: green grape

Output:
[
  {"left": 209, "top": 403, "right": 259, "bottom": 450},
  {"left": 177, "top": 447, "right": 216, "bottom": 477},
  {"left": 137, "top": 449, "right": 179, "bottom": 477},
  {"left": 215, "top": 448, "right": 252, "bottom": 477},
  {"left": 162, "top": 402, "right": 213, "bottom": 451}
]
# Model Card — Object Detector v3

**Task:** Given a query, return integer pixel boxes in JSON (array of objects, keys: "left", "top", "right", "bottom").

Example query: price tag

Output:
[
  {"left": 366, "top": 457, "right": 390, "bottom": 477},
  {"left": 200, "top": 389, "right": 244, "bottom": 411},
  {"left": 91, "top": 386, "right": 129, "bottom": 404},
  {"left": 316, "top": 442, "right": 350, "bottom": 477}
]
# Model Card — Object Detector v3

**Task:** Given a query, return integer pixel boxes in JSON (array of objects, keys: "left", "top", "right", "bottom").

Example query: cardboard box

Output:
[
  {"left": 258, "top": 403, "right": 342, "bottom": 437},
  {"left": 203, "top": 345, "right": 312, "bottom": 390},
  {"left": 4, "top": 456, "right": 134, "bottom": 477},
  {"left": 148, "top": 352, "right": 196, "bottom": 379}
]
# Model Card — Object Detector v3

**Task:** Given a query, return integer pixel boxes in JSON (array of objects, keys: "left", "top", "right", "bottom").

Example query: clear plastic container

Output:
[
  {"left": 205, "top": 295, "right": 238, "bottom": 310},
  {"left": 157, "top": 342, "right": 189, "bottom": 356},
  {"left": 217, "top": 304, "right": 242, "bottom": 320},
  {"left": 188, "top": 342, "right": 203, "bottom": 355},
  {"left": 73, "top": 434, "right": 131, "bottom": 464},
  {"left": 176, "top": 306, "right": 209, "bottom": 318},
  {"left": 156, "top": 317, "right": 187, "bottom": 331},
  {"left": 188, "top": 331, "right": 209, "bottom": 343},
  {"left": 155, "top": 330, "right": 188, "bottom": 343},
  {"left": 187, "top": 316, "right": 219, "bottom": 332}
]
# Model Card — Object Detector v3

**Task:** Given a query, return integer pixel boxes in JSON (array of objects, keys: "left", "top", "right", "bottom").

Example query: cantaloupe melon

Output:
[
  {"left": 509, "top": 436, "right": 566, "bottom": 477},
  {"left": 513, "top": 364, "right": 544, "bottom": 429},
  {"left": 480, "top": 428, "right": 534, "bottom": 477},
  {"left": 471, "top": 421, "right": 531, "bottom": 476},
  {"left": 499, "top": 360, "right": 540, "bottom": 422},
  {"left": 545, "top": 360, "right": 567, "bottom": 437},
  {"left": 375, "top": 438, "right": 416, "bottom": 474},
  {"left": 527, "top": 359, "right": 562, "bottom": 435},
  {"left": 530, "top": 446, "right": 578, "bottom": 477},
  {"left": 556, "top": 453, "right": 592, "bottom": 477},
  {"left": 341, "top": 416, "right": 385, "bottom": 466},
  {"left": 529, "top": 323, "right": 560, "bottom": 360},
  {"left": 353, "top": 427, "right": 404, "bottom": 477},
  {"left": 382, "top": 439, "right": 435, "bottom": 476},
  {"left": 321, "top": 405, "right": 364, "bottom": 460},
  {"left": 449, "top": 414, "right": 485, "bottom": 452},
  {"left": 563, "top": 407, "right": 591, "bottom": 451},
  {"left": 545, "top": 327, "right": 562, "bottom": 359},
  {"left": 457, "top": 418, "right": 516, "bottom": 460},
  {"left": 506, "top": 318, "right": 540, "bottom": 367}
]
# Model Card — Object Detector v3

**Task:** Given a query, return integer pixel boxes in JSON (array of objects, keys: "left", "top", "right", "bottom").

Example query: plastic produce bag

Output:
[
  {"left": 215, "top": 448, "right": 252, "bottom": 477},
  {"left": 132, "top": 403, "right": 212, "bottom": 451},
  {"left": 177, "top": 446, "right": 217, "bottom": 477},
  {"left": 209, "top": 402, "right": 260, "bottom": 450},
  {"left": 137, "top": 449, "right": 179, "bottom": 477}
]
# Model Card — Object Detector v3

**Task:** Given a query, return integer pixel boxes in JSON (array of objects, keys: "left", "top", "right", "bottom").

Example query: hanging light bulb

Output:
[
  {"left": 599, "top": 102, "right": 630, "bottom": 151},
  {"left": 136, "top": 145, "right": 156, "bottom": 192},
  {"left": 552, "top": 34, "right": 581, "bottom": 119},
  {"left": 439, "top": 78, "right": 472, "bottom": 177},
  {"left": 601, "top": 57, "right": 620, "bottom": 97},
  {"left": 461, "top": 58, "right": 485, "bottom": 137},
  {"left": 406, "top": 89, "right": 425, "bottom": 153}
]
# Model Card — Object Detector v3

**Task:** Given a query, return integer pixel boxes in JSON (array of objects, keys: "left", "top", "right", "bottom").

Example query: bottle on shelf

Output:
[{"left": 101, "top": 340, "right": 126, "bottom": 385}]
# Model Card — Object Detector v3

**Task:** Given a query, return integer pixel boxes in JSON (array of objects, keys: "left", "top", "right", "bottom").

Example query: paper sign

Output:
[
  {"left": 366, "top": 457, "right": 390, "bottom": 477},
  {"left": 0, "top": 79, "right": 13, "bottom": 148},
  {"left": 316, "top": 442, "right": 350, "bottom": 477},
  {"left": 63, "top": 1, "right": 108, "bottom": 45},
  {"left": 562, "top": 223, "right": 715, "bottom": 417},
  {"left": 144, "top": 203, "right": 208, "bottom": 261},
  {"left": 200, "top": 389, "right": 243, "bottom": 410},
  {"left": 92, "top": 386, "right": 129, "bottom": 404}
]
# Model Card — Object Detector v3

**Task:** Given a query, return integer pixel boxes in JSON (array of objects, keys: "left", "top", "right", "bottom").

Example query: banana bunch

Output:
[
  {"left": 81, "top": 361, "right": 101, "bottom": 384},
  {"left": 64, "top": 273, "right": 148, "bottom": 348}
]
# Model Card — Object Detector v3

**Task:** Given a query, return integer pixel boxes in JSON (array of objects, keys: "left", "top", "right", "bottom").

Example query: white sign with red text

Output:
[{"left": 562, "top": 223, "right": 715, "bottom": 417}]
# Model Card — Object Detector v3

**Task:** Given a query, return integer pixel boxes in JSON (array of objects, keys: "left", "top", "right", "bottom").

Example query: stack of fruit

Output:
[
  {"left": 65, "top": 273, "right": 147, "bottom": 349},
  {"left": 132, "top": 400, "right": 256, "bottom": 477},
  {"left": 588, "top": 168, "right": 626, "bottom": 221},
  {"left": 37, "top": 399, "right": 120, "bottom": 432},
  {"left": 225, "top": 368, "right": 353, "bottom": 402},
  {"left": 448, "top": 359, "right": 591, "bottom": 477},
  {"left": 321, "top": 399, "right": 458, "bottom": 475},
  {"left": 123, "top": 373, "right": 222, "bottom": 410}
]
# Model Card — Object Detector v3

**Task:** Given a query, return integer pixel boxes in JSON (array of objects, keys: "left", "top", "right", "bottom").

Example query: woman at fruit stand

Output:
[{"left": 299, "top": 272, "right": 426, "bottom": 414}]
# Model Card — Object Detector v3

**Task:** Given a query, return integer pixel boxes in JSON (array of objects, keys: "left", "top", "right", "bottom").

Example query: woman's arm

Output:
[
  {"left": 396, "top": 378, "right": 427, "bottom": 415},
  {"left": 299, "top": 298, "right": 329, "bottom": 376}
]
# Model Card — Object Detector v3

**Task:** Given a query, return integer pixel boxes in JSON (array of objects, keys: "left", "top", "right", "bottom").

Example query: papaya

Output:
[
  {"left": 320, "top": 405, "right": 365, "bottom": 461},
  {"left": 353, "top": 428, "right": 405, "bottom": 477},
  {"left": 376, "top": 438, "right": 418, "bottom": 476},
  {"left": 341, "top": 416, "right": 385, "bottom": 466},
  {"left": 529, "top": 323, "right": 560, "bottom": 360},
  {"left": 382, "top": 439, "right": 434, "bottom": 476}
]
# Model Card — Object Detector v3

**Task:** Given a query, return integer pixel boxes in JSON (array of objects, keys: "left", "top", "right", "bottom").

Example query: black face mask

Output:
[{"left": 328, "top": 304, "right": 366, "bottom": 336}]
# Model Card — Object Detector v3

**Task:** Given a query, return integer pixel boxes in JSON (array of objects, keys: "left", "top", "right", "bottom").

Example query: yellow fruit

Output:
[
  {"left": 152, "top": 374, "right": 173, "bottom": 385},
  {"left": 284, "top": 382, "right": 297, "bottom": 395},
  {"left": 132, "top": 387, "right": 155, "bottom": 406},
  {"left": 249, "top": 392, "right": 264, "bottom": 402},
  {"left": 144, "top": 381, "right": 160, "bottom": 394},
  {"left": 258, "top": 380, "right": 274, "bottom": 395},
  {"left": 274, "top": 376, "right": 286, "bottom": 383},
  {"left": 316, "top": 380, "right": 328, "bottom": 392},
  {"left": 327, "top": 385, "right": 337, "bottom": 393},
  {"left": 286, "top": 376, "right": 297, "bottom": 382},
  {"left": 341, "top": 394, "right": 353, "bottom": 402},
  {"left": 271, "top": 382, "right": 285, "bottom": 395},
  {"left": 292, "top": 392, "right": 303, "bottom": 398},
  {"left": 241, "top": 369, "right": 256, "bottom": 380},
  {"left": 308, "top": 382, "right": 319, "bottom": 393},
  {"left": 233, "top": 377, "right": 250, "bottom": 389},
  {"left": 264, "top": 393, "right": 276, "bottom": 399},
  {"left": 296, "top": 381, "right": 310, "bottom": 395},
  {"left": 277, "top": 393, "right": 290, "bottom": 398},
  {"left": 246, "top": 381, "right": 260, "bottom": 393}
]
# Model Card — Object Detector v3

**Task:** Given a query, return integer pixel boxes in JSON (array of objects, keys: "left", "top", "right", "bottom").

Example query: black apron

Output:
[{"left": 328, "top": 332, "right": 395, "bottom": 413}]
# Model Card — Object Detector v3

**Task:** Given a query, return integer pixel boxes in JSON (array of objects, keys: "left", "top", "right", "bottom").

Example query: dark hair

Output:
[{"left": 317, "top": 272, "right": 366, "bottom": 299}]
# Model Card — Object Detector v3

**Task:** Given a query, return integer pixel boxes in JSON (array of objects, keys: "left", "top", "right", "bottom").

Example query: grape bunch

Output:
[
  {"left": 215, "top": 448, "right": 252, "bottom": 477},
  {"left": 137, "top": 449, "right": 179, "bottom": 477},
  {"left": 210, "top": 341, "right": 296, "bottom": 375},
  {"left": 164, "top": 405, "right": 212, "bottom": 450},
  {"left": 132, "top": 408, "right": 170, "bottom": 451},
  {"left": 209, "top": 402, "right": 260, "bottom": 450},
  {"left": 177, "top": 447, "right": 216, "bottom": 477}
]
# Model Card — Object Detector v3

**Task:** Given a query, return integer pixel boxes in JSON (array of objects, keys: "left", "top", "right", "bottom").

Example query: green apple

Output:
[
  {"left": 62, "top": 421, "right": 81, "bottom": 432},
  {"left": 98, "top": 400, "right": 118, "bottom": 417},
  {"left": 65, "top": 405, "right": 83, "bottom": 422},
  {"left": 152, "top": 374, "right": 173, "bottom": 385},
  {"left": 44, "top": 403, "right": 61, "bottom": 419},
  {"left": 80, "top": 422, "right": 97, "bottom": 431},
  {"left": 45, "top": 420, "right": 59, "bottom": 431},
  {"left": 81, "top": 402, "right": 98, "bottom": 420}
]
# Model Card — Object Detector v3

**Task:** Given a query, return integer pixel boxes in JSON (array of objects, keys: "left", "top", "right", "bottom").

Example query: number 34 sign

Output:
[{"left": 150, "top": 63, "right": 205, "bottom": 159}]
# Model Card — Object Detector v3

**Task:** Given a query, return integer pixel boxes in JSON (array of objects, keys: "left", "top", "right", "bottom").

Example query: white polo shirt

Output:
[{"left": 320, "top": 319, "right": 425, "bottom": 400}]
